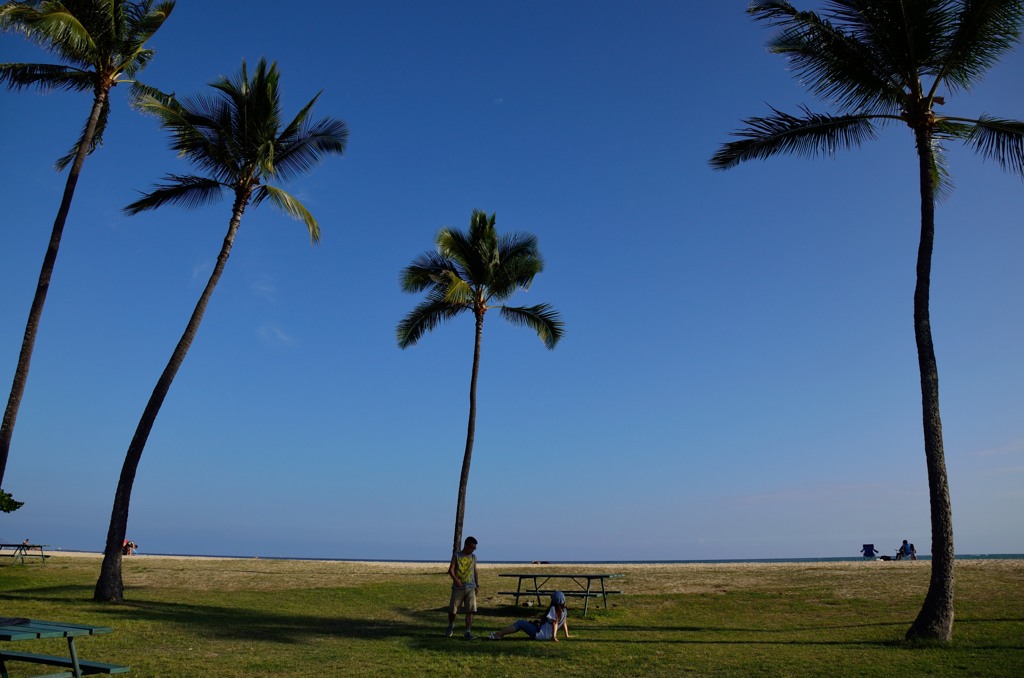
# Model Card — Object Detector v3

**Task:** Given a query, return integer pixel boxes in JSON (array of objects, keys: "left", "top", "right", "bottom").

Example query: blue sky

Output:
[{"left": 1, "top": 1, "right": 1021, "bottom": 562}]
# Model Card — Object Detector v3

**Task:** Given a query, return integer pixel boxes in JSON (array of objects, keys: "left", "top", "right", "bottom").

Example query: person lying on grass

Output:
[{"left": 488, "top": 591, "right": 570, "bottom": 641}]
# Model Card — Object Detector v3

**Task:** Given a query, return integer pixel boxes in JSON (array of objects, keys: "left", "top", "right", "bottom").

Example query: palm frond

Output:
[
  {"left": 400, "top": 250, "right": 459, "bottom": 293},
  {"left": 963, "top": 115, "right": 1024, "bottom": 176},
  {"left": 123, "top": 175, "right": 226, "bottom": 214},
  {"left": 498, "top": 304, "right": 564, "bottom": 350},
  {"left": 441, "top": 274, "right": 476, "bottom": 307},
  {"left": 436, "top": 227, "right": 484, "bottom": 284},
  {"left": 255, "top": 185, "right": 321, "bottom": 244},
  {"left": 127, "top": 81, "right": 173, "bottom": 108},
  {"left": 55, "top": 94, "right": 110, "bottom": 171},
  {"left": 275, "top": 90, "right": 321, "bottom": 147},
  {"left": 928, "top": 138, "right": 956, "bottom": 203},
  {"left": 0, "top": 62, "right": 91, "bottom": 92},
  {"left": 396, "top": 293, "right": 468, "bottom": 349},
  {"left": 749, "top": 0, "right": 904, "bottom": 114},
  {"left": 488, "top": 255, "right": 542, "bottom": 303},
  {"left": 935, "top": 0, "right": 1024, "bottom": 95},
  {"left": 272, "top": 115, "right": 349, "bottom": 181},
  {"left": 127, "top": 0, "right": 175, "bottom": 44},
  {"left": 1, "top": 2, "right": 97, "bottom": 65},
  {"left": 710, "top": 106, "right": 882, "bottom": 170}
]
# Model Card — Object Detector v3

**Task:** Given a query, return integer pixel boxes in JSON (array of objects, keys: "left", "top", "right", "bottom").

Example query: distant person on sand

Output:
[
  {"left": 910, "top": 543, "right": 917, "bottom": 560},
  {"left": 489, "top": 591, "right": 570, "bottom": 642},
  {"left": 896, "top": 539, "right": 912, "bottom": 560},
  {"left": 446, "top": 536, "right": 478, "bottom": 639},
  {"left": 122, "top": 540, "right": 138, "bottom": 556}
]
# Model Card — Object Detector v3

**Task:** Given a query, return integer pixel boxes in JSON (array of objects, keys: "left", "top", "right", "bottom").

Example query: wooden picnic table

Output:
[
  {"left": 0, "top": 618, "right": 128, "bottom": 677},
  {"left": 498, "top": 572, "right": 624, "bottom": 616},
  {"left": 0, "top": 544, "right": 50, "bottom": 565}
]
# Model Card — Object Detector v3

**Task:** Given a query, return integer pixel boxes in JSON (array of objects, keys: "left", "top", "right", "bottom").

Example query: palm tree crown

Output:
[
  {"left": 711, "top": 0, "right": 1024, "bottom": 183},
  {"left": 125, "top": 57, "right": 349, "bottom": 241},
  {"left": 398, "top": 210, "right": 564, "bottom": 350},
  {"left": 1, "top": 0, "right": 176, "bottom": 167}
]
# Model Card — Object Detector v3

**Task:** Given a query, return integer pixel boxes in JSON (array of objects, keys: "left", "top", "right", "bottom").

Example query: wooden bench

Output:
[{"left": 0, "top": 649, "right": 129, "bottom": 675}]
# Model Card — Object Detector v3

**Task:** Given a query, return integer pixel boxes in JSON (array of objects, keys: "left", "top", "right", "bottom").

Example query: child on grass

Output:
[{"left": 488, "top": 591, "right": 570, "bottom": 642}]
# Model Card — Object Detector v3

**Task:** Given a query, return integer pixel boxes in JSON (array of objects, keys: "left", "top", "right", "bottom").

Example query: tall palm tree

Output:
[
  {"left": 0, "top": 0, "right": 175, "bottom": 500},
  {"left": 711, "top": 1, "right": 1024, "bottom": 641},
  {"left": 398, "top": 210, "right": 564, "bottom": 554},
  {"left": 92, "top": 58, "right": 348, "bottom": 602}
]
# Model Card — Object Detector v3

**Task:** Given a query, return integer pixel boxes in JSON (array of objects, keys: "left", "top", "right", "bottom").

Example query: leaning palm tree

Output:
[
  {"left": 398, "top": 210, "right": 564, "bottom": 554},
  {"left": 711, "top": 1, "right": 1024, "bottom": 641},
  {"left": 0, "top": 0, "right": 175, "bottom": 500},
  {"left": 93, "top": 58, "right": 348, "bottom": 602}
]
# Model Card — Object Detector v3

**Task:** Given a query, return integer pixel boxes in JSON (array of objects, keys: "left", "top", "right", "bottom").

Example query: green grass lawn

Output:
[{"left": 2, "top": 556, "right": 1022, "bottom": 676}]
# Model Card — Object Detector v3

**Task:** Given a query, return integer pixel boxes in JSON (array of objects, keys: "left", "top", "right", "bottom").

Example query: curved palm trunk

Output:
[
  {"left": 94, "top": 192, "right": 249, "bottom": 602},
  {"left": 0, "top": 88, "right": 109, "bottom": 490},
  {"left": 452, "top": 310, "right": 484, "bottom": 554},
  {"left": 906, "top": 127, "right": 955, "bottom": 641}
]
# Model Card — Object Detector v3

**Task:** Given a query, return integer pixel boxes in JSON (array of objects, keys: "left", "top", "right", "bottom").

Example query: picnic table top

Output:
[
  {"left": 0, "top": 619, "right": 112, "bottom": 642},
  {"left": 0, "top": 543, "right": 49, "bottom": 548},
  {"left": 499, "top": 572, "right": 624, "bottom": 578}
]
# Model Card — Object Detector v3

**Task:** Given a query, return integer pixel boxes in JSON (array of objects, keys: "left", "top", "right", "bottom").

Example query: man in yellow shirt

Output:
[{"left": 446, "top": 536, "right": 479, "bottom": 638}]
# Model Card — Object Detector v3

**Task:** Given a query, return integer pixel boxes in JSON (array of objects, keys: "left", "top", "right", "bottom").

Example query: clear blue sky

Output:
[{"left": 1, "top": 1, "right": 1021, "bottom": 562}]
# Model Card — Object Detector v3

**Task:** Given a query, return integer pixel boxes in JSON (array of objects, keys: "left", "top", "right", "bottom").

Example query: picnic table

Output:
[
  {"left": 0, "top": 543, "right": 50, "bottom": 565},
  {"left": 498, "top": 572, "right": 624, "bottom": 616},
  {"left": 0, "top": 618, "right": 128, "bottom": 677}
]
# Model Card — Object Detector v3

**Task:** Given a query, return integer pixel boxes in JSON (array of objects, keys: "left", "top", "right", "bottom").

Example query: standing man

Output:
[{"left": 446, "top": 536, "right": 478, "bottom": 639}]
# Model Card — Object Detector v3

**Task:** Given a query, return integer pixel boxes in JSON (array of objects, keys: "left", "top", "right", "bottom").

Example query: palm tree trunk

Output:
[
  {"left": 0, "top": 88, "right": 109, "bottom": 491},
  {"left": 94, "top": 192, "right": 248, "bottom": 602},
  {"left": 452, "top": 310, "right": 484, "bottom": 554},
  {"left": 906, "top": 127, "right": 955, "bottom": 642}
]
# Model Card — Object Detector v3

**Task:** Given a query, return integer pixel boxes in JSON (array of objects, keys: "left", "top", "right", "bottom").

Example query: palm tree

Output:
[
  {"left": 0, "top": 0, "right": 175, "bottom": 501},
  {"left": 92, "top": 58, "right": 348, "bottom": 602},
  {"left": 711, "top": 1, "right": 1024, "bottom": 641},
  {"left": 398, "top": 210, "right": 564, "bottom": 554}
]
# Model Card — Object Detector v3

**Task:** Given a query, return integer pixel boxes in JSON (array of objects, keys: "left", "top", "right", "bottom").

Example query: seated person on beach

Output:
[
  {"left": 897, "top": 540, "right": 911, "bottom": 560},
  {"left": 489, "top": 591, "right": 570, "bottom": 642}
]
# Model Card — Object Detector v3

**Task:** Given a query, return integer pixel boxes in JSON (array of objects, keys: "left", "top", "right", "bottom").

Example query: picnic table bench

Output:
[
  {"left": 498, "top": 572, "right": 624, "bottom": 616},
  {"left": 0, "top": 619, "right": 128, "bottom": 677},
  {"left": 0, "top": 544, "right": 50, "bottom": 565}
]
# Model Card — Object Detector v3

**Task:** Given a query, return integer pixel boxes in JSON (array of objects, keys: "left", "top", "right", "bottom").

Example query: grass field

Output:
[{"left": 1, "top": 555, "right": 1022, "bottom": 676}]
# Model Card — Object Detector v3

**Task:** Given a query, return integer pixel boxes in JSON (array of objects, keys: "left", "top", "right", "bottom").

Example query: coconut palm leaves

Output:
[
  {"left": 711, "top": 1, "right": 1024, "bottom": 182},
  {"left": 399, "top": 213, "right": 563, "bottom": 350},
  {"left": 398, "top": 210, "right": 564, "bottom": 552},
  {"left": 1, "top": 0, "right": 176, "bottom": 167},
  {"left": 0, "top": 0, "right": 174, "bottom": 497},
  {"left": 712, "top": 0, "right": 1024, "bottom": 642},
  {"left": 93, "top": 58, "right": 347, "bottom": 602}
]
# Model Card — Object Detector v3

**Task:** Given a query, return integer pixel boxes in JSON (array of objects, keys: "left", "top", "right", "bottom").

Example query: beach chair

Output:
[{"left": 861, "top": 544, "right": 878, "bottom": 558}]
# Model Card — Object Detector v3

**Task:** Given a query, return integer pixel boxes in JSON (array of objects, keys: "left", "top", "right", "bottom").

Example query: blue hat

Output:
[{"left": 551, "top": 590, "right": 566, "bottom": 606}]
